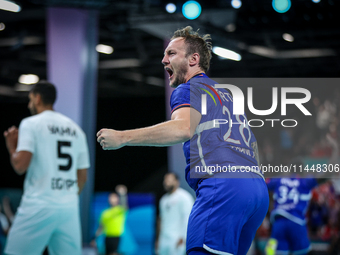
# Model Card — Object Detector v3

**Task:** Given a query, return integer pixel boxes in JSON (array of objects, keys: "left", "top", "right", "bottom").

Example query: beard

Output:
[
  {"left": 165, "top": 185, "right": 176, "bottom": 193},
  {"left": 170, "top": 61, "right": 188, "bottom": 88}
]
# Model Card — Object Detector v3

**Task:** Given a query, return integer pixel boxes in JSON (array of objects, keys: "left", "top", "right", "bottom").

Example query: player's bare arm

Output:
[
  {"left": 4, "top": 126, "right": 32, "bottom": 175},
  {"left": 91, "top": 224, "right": 103, "bottom": 247},
  {"left": 77, "top": 168, "right": 87, "bottom": 194},
  {"left": 97, "top": 107, "right": 202, "bottom": 150}
]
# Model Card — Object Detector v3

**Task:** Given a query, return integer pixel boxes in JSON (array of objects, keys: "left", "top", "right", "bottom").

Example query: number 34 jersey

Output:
[
  {"left": 16, "top": 110, "right": 90, "bottom": 206},
  {"left": 266, "top": 177, "right": 318, "bottom": 225}
]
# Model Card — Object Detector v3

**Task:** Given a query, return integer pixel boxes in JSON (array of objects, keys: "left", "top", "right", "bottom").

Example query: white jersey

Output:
[
  {"left": 159, "top": 187, "right": 194, "bottom": 240},
  {"left": 16, "top": 110, "right": 90, "bottom": 207}
]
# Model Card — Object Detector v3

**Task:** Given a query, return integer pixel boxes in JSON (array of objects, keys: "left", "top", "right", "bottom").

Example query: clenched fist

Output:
[
  {"left": 4, "top": 126, "right": 18, "bottom": 153},
  {"left": 96, "top": 128, "right": 125, "bottom": 150}
]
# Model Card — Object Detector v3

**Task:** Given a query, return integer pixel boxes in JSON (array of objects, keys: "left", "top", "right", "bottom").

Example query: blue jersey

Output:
[
  {"left": 170, "top": 73, "right": 261, "bottom": 191},
  {"left": 267, "top": 177, "right": 318, "bottom": 225}
]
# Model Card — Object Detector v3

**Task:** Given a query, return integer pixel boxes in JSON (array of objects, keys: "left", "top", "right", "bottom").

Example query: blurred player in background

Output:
[
  {"left": 3, "top": 81, "right": 90, "bottom": 255},
  {"left": 1, "top": 198, "right": 14, "bottom": 226},
  {"left": 265, "top": 177, "right": 319, "bottom": 255},
  {"left": 92, "top": 185, "right": 128, "bottom": 255},
  {"left": 156, "top": 172, "right": 194, "bottom": 255},
  {"left": 0, "top": 197, "right": 14, "bottom": 255},
  {"left": 97, "top": 26, "right": 269, "bottom": 255},
  {"left": 0, "top": 202, "right": 9, "bottom": 255}
]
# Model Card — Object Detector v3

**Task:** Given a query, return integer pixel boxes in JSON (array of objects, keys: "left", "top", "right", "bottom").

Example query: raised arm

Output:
[
  {"left": 4, "top": 126, "right": 32, "bottom": 175},
  {"left": 116, "top": 184, "right": 128, "bottom": 209},
  {"left": 97, "top": 107, "right": 202, "bottom": 150}
]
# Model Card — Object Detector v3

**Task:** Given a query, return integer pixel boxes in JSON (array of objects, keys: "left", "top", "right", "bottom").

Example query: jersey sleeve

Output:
[
  {"left": 170, "top": 84, "right": 191, "bottom": 114},
  {"left": 16, "top": 118, "right": 35, "bottom": 153},
  {"left": 77, "top": 131, "right": 90, "bottom": 169},
  {"left": 189, "top": 83, "right": 203, "bottom": 113}
]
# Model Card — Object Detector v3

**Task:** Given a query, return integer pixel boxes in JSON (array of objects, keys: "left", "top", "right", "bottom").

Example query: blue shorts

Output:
[
  {"left": 271, "top": 217, "right": 311, "bottom": 255},
  {"left": 187, "top": 172, "right": 269, "bottom": 255}
]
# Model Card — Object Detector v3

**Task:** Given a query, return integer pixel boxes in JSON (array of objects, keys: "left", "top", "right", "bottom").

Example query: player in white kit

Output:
[
  {"left": 3, "top": 81, "right": 90, "bottom": 255},
  {"left": 157, "top": 173, "right": 194, "bottom": 255}
]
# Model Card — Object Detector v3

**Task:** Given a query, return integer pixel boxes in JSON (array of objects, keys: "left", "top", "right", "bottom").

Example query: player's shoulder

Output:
[
  {"left": 116, "top": 205, "right": 126, "bottom": 211},
  {"left": 171, "top": 81, "right": 198, "bottom": 102},
  {"left": 173, "top": 82, "right": 190, "bottom": 94},
  {"left": 170, "top": 83, "right": 191, "bottom": 109},
  {"left": 190, "top": 73, "right": 217, "bottom": 87},
  {"left": 172, "top": 73, "right": 215, "bottom": 96},
  {"left": 19, "top": 113, "right": 43, "bottom": 128},
  {"left": 54, "top": 112, "right": 86, "bottom": 136},
  {"left": 160, "top": 193, "right": 169, "bottom": 201},
  {"left": 53, "top": 111, "right": 76, "bottom": 125},
  {"left": 176, "top": 187, "right": 189, "bottom": 194},
  {"left": 100, "top": 207, "right": 110, "bottom": 218},
  {"left": 176, "top": 188, "right": 193, "bottom": 200},
  {"left": 102, "top": 206, "right": 114, "bottom": 213}
]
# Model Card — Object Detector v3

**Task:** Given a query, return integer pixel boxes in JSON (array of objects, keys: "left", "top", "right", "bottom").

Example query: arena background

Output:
[{"left": 0, "top": 0, "right": 340, "bottom": 254}]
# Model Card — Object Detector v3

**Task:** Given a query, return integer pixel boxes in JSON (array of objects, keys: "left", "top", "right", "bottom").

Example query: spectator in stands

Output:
[
  {"left": 309, "top": 190, "right": 329, "bottom": 237},
  {"left": 328, "top": 209, "right": 340, "bottom": 255}
]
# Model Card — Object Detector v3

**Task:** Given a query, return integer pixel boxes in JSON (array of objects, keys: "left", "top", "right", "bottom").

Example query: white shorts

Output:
[
  {"left": 5, "top": 204, "right": 81, "bottom": 255},
  {"left": 158, "top": 236, "right": 186, "bottom": 255}
]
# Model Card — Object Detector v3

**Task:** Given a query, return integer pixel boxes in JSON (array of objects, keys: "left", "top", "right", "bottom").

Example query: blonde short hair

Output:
[{"left": 171, "top": 26, "right": 212, "bottom": 72}]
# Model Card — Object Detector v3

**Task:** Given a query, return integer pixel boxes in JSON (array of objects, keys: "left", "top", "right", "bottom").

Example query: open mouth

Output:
[{"left": 165, "top": 67, "right": 174, "bottom": 79}]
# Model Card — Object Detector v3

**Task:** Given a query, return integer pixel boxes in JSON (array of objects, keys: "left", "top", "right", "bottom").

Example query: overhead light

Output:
[
  {"left": 225, "top": 23, "right": 236, "bottom": 32},
  {"left": 0, "top": 0, "right": 21, "bottom": 12},
  {"left": 312, "top": 0, "right": 321, "bottom": 3},
  {"left": 272, "top": 0, "right": 291, "bottom": 13},
  {"left": 99, "top": 59, "right": 141, "bottom": 69},
  {"left": 248, "top": 45, "right": 336, "bottom": 59},
  {"left": 96, "top": 44, "right": 114, "bottom": 54},
  {"left": 282, "top": 33, "right": 294, "bottom": 42},
  {"left": 212, "top": 46, "right": 242, "bottom": 61},
  {"left": 166, "top": 3, "right": 176, "bottom": 13},
  {"left": 18, "top": 74, "right": 39, "bottom": 85},
  {"left": 182, "top": 1, "right": 201, "bottom": 20},
  {"left": 231, "top": 0, "right": 242, "bottom": 9},
  {"left": 0, "top": 22, "right": 5, "bottom": 31}
]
